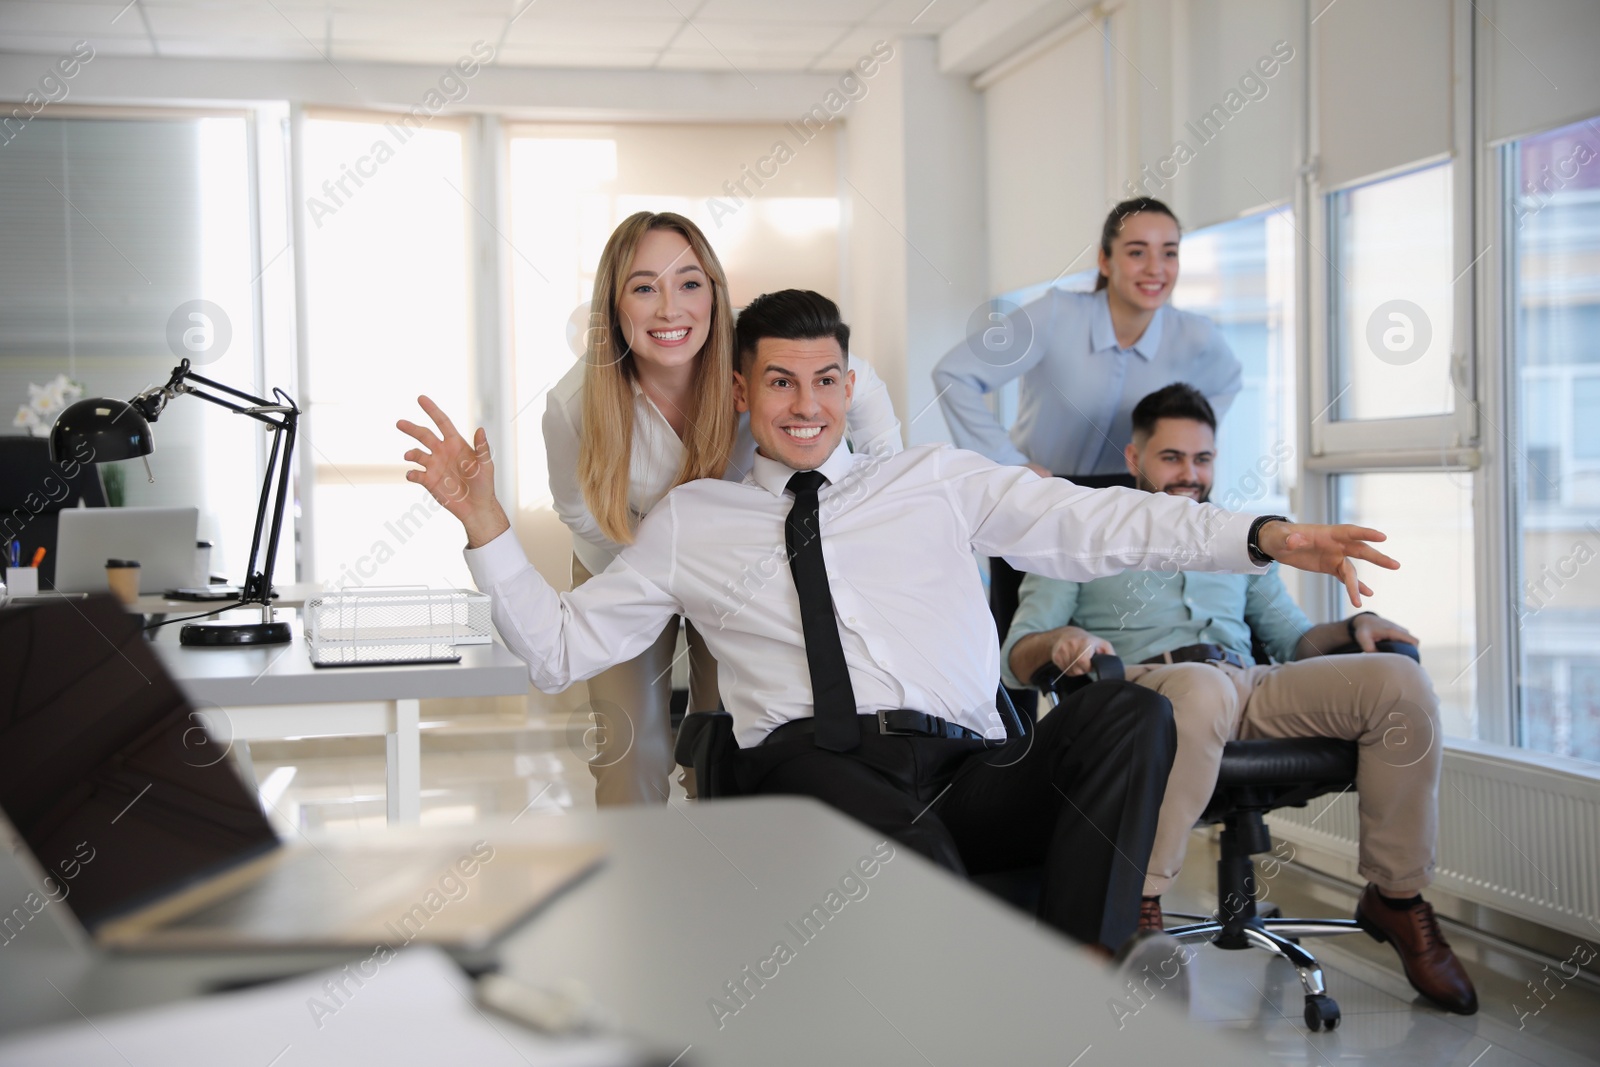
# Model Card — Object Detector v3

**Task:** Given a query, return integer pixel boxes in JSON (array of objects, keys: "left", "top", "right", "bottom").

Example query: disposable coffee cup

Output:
[
  {"left": 106, "top": 559, "right": 141, "bottom": 604},
  {"left": 7, "top": 566, "right": 38, "bottom": 597},
  {"left": 195, "top": 540, "right": 213, "bottom": 586}
]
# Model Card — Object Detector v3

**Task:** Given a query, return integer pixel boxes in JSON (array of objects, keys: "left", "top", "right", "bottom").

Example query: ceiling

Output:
[{"left": 0, "top": 0, "right": 990, "bottom": 72}]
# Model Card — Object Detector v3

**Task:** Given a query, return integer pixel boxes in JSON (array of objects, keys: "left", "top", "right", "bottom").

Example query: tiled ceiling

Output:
[{"left": 0, "top": 0, "right": 989, "bottom": 71}]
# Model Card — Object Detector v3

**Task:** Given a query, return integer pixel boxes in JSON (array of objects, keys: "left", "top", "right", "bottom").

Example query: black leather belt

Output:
[
  {"left": 1141, "top": 643, "right": 1249, "bottom": 670},
  {"left": 763, "top": 710, "right": 983, "bottom": 745}
]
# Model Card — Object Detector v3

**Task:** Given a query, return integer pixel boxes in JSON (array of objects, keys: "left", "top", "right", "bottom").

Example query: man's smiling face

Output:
[{"left": 733, "top": 336, "right": 854, "bottom": 470}]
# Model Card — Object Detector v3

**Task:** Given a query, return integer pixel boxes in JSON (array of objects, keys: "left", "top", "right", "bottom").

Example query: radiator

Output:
[{"left": 1266, "top": 739, "right": 1600, "bottom": 940}]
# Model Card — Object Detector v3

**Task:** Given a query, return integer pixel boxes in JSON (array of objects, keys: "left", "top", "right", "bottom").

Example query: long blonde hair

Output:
[{"left": 578, "top": 211, "right": 737, "bottom": 544}]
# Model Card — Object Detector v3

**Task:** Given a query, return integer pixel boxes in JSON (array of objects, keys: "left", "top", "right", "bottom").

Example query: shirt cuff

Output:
[
  {"left": 1211, "top": 508, "right": 1272, "bottom": 574},
  {"left": 464, "top": 528, "right": 533, "bottom": 592}
]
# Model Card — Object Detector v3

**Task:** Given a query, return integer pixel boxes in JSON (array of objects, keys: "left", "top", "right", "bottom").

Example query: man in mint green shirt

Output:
[{"left": 1002, "top": 384, "right": 1477, "bottom": 1016}]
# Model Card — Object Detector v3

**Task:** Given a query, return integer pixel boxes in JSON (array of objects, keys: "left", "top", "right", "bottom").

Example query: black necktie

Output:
[{"left": 785, "top": 470, "right": 860, "bottom": 751}]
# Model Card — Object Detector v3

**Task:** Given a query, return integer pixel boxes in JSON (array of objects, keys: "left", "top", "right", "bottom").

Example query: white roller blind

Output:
[
  {"left": 1315, "top": 0, "right": 1454, "bottom": 189},
  {"left": 1482, "top": 0, "right": 1600, "bottom": 144},
  {"left": 983, "top": 27, "right": 1105, "bottom": 295},
  {"left": 1170, "top": 0, "right": 1299, "bottom": 229}
]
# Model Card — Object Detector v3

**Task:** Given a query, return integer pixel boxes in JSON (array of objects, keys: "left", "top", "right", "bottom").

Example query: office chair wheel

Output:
[{"left": 1303, "top": 994, "right": 1340, "bottom": 1031}]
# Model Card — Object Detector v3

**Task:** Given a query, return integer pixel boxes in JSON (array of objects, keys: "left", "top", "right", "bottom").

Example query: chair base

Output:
[{"left": 1164, "top": 915, "right": 1361, "bottom": 1031}]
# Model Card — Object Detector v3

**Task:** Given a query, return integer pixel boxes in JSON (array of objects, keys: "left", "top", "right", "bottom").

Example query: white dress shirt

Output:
[
  {"left": 467, "top": 439, "right": 1266, "bottom": 748},
  {"left": 543, "top": 354, "right": 904, "bottom": 576},
  {"left": 932, "top": 288, "right": 1243, "bottom": 475}
]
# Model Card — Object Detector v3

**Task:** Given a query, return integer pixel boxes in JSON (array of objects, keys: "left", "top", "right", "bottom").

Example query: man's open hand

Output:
[
  {"left": 397, "top": 396, "right": 510, "bottom": 549},
  {"left": 1258, "top": 521, "right": 1399, "bottom": 608}
]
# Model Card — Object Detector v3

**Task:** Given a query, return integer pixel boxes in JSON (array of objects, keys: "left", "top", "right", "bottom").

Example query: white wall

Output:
[{"left": 844, "top": 36, "right": 988, "bottom": 447}]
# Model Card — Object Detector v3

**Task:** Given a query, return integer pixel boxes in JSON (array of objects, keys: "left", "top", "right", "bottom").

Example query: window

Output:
[
  {"left": 1336, "top": 472, "right": 1477, "bottom": 739},
  {"left": 300, "top": 112, "right": 474, "bottom": 590},
  {"left": 1329, "top": 163, "right": 1455, "bottom": 422},
  {"left": 1171, "top": 209, "right": 1300, "bottom": 601},
  {"left": 1172, "top": 211, "right": 1298, "bottom": 512},
  {"left": 504, "top": 123, "right": 841, "bottom": 510},
  {"left": 1507, "top": 113, "right": 1600, "bottom": 764}
]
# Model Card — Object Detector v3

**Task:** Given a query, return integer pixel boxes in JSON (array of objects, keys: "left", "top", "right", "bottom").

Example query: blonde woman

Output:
[{"left": 542, "top": 211, "right": 902, "bottom": 805}]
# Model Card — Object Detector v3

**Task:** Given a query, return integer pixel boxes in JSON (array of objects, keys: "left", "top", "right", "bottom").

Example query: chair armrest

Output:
[
  {"left": 1028, "top": 653, "right": 1125, "bottom": 700},
  {"left": 1317, "top": 638, "right": 1420, "bottom": 662},
  {"left": 674, "top": 710, "right": 741, "bottom": 798}
]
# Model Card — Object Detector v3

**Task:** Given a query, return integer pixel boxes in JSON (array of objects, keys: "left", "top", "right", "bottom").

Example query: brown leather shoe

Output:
[
  {"left": 1355, "top": 885, "right": 1478, "bottom": 1014},
  {"left": 1138, "top": 896, "right": 1164, "bottom": 933}
]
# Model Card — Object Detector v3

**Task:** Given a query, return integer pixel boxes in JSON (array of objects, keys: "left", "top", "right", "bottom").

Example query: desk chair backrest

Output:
[
  {"left": 990, "top": 471, "right": 1135, "bottom": 719},
  {"left": 0, "top": 436, "right": 107, "bottom": 589}
]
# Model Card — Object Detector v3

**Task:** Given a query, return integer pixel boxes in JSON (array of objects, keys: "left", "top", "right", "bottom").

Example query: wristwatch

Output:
[{"left": 1247, "top": 515, "right": 1288, "bottom": 565}]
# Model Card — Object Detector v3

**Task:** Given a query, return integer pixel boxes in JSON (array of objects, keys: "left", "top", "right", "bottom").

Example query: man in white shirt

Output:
[{"left": 398, "top": 290, "right": 1398, "bottom": 954}]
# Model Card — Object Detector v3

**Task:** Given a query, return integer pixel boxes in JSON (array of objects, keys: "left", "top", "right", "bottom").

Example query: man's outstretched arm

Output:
[
  {"left": 945, "top": 450, "right": 1398, "bottom": 607},
  {"left": 400, "top": 397, "right": 682, "bottom": 691}
]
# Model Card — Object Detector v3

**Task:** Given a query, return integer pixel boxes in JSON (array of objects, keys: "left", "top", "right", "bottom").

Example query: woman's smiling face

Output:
[{"left": 615, "top": 227, "right": 714, "bottom": 372}]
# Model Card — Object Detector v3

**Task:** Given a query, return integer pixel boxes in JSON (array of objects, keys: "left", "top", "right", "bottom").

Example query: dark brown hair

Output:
[
  {"left": 1095, "top": 197, "right": 1182, "bottom": 292},
  {"left": 1131, "top": 382, "right": 1215, "bottom": 440}
]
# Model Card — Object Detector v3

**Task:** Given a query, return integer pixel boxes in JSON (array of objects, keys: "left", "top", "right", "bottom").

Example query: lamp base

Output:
[{"left": 180, "top": 620, "right": 293, "bottom": 646}]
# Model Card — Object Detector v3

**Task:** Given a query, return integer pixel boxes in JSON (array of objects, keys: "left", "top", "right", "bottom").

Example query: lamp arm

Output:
[{"left": 133, "top": 359, "right": 300, "bottom": 612}]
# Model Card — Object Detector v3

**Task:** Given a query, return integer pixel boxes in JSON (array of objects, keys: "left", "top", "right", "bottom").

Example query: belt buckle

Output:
[{"left": 876, "top": 709, "right": 896, "bottom": 735}]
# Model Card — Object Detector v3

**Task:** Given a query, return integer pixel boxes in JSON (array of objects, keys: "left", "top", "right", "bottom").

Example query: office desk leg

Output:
[{"left": 387, "top": 698, "right": 421, "bottom": 825}]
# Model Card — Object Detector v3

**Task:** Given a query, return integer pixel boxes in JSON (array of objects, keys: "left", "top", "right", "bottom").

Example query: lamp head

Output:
[{"left": 49, "top": 397, "right": 154, "bottom": 465}]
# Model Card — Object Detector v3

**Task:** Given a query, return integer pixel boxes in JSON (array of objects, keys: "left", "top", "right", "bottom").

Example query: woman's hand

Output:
[
  {"left": 397, "top": 396, "right": 510, "bottom": 549},
  {"left": 1257, "top": 521, "right": 1399, "bottom": 608}
]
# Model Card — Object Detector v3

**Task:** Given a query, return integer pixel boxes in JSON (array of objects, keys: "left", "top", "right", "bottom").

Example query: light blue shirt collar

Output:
[
  {"left": 749, "top": 439, "right": 857, "bottom": 497},
  {"left": 1088, "top": 288, "right": 1163, "bottom": 362}
]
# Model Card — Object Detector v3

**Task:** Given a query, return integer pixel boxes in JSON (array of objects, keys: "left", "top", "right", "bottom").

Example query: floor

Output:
[{"left": 248, "top": 697, "right": 1600, "bottom": 1067}]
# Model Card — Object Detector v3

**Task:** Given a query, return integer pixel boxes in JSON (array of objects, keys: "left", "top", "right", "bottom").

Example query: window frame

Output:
[{"left": 1300, "top": 0, "right": 1518, "bottom": 745}]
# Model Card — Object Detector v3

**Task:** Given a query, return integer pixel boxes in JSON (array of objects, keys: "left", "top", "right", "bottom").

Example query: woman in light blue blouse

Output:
[{"left": 933, "top": 198, "right": 1242, "bottom": 478}]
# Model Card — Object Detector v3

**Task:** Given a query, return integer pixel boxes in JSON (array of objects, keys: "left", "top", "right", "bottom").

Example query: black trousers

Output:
[{"left": 735, "top": 681, "right": 1178, "bottom": 950}]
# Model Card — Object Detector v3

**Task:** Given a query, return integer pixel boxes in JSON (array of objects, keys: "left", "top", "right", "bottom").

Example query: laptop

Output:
[
  {"left": 52, "top": 506, "right": 199, "bottom": 594},
  {"left": 0, "top": 595, "right": 605, "bottom": 952}
]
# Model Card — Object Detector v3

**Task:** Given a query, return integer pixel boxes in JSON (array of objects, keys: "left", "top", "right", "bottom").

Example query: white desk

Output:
[
  {"left": 0, "top": 800, "right": 1263, "bottom": 1065},
  {"left": 151, "top": 613, "right": 528, "bottom": 824}
]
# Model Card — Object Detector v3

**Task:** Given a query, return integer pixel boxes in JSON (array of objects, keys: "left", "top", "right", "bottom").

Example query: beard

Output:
[{"left": 1136, "top": 472, "right": 1211, "bottom": 504}]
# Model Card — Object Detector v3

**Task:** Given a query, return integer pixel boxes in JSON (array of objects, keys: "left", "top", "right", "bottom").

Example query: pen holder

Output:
[
  {"left": 105, "top": 559, "right": 141, "bottom": 605},
  {"left": 6, "top": 566, "right": 38, "bottom": 597}
]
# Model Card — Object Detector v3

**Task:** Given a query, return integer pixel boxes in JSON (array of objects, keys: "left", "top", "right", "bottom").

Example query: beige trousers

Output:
[
  {"left": 571, "top": 555, "right": 721, "bottom": 806},
  {"left": 1123, "top": 653, "right": 1441, "bottom": 898}
]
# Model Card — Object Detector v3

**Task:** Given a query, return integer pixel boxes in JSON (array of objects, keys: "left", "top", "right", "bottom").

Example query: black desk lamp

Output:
[{"left": 49, "top": 358, "right": 299, "bottom": 647}]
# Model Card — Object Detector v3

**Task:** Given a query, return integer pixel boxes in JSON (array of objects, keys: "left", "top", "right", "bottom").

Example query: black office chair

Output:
[
  {"left": 0, "top": 436, "right": 108, "bottom": 591},
  {"left": 989, "top": 472, "right": 1136, "bottom": 722},
  {"left": 1025, "top": 638, "right": 1422, "bottom": 1032}
]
